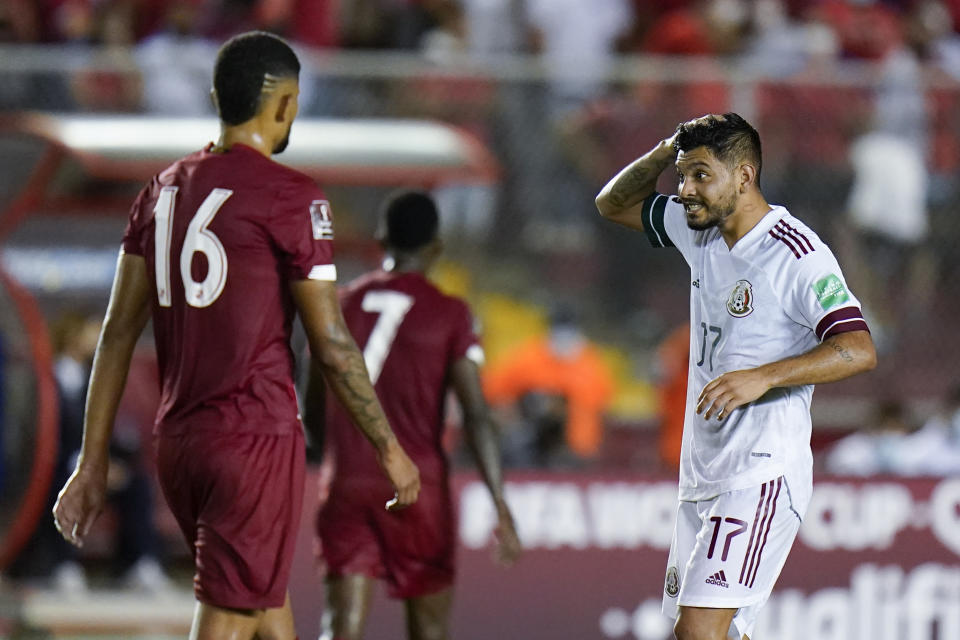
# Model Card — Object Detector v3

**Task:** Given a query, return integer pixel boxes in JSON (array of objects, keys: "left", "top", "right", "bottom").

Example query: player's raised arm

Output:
[
  {"left": 450, "top": 356, "right": 521, "bottom": 565},
  {"left": 53, "top": 252, "right": 151, "bottom": 546},
  {"left": 290, "top": 279, "right": 420, "bottom": 508},
  {"left": 697, "top": 330, "right": 877, "bottom": 421},
  {"left": 595, "top": 132, "right": 678, "bottom": 231}
]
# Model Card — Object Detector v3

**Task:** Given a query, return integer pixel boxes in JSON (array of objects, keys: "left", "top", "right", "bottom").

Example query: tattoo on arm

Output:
[
  {"left": 830, "top": 341, "right": 854, "bottom": 363},
  {"left": 318, "top": 329, "right": 394, "bottom": 450},
  {"left": 607, "top": 165, "right": 654, "bottom": 208}
]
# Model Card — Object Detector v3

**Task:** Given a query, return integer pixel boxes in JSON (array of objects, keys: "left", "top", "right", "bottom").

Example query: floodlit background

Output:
[{"left": 1, "top": 0, "right": 959, "bottom": 638}]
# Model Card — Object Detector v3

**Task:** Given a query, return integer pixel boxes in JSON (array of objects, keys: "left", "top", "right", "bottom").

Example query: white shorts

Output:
[{"left": 661, "top": 476, "right": 801, "bottom": 640}]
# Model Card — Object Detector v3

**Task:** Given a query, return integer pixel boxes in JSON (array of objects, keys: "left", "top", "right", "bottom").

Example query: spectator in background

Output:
[
  {"left": 525, "top": 0, "right": 634, "bottom": 118},
  {"left": 8, "top": 312, "right": 98, "bottom": 591},
  {"left": 461, "top": 0, "right": 526, "bottom": 58},
  {"left": 0, "top": 0, "right": 38, "bottom": 42},
  {"left": 484, "top": 306, "right": 614, "bottom": 464},
  {"left": 10, "top": 312, "right": 170, "bottom": 592},
  {"left": 837, "top": 3, "right": 937, "bottom": 348},
  {"left": 641, "top": 0, "right": 749, "bottom": 56},
  {"left": 70, "top": 0, "right": 142, "bottom": 112},
  {"left": 824, "top": 390, "right": 960, "bottom": 477},
  {"left": 135, "top": 1, "right": 217, "bottom": 115},
  {"left": 825, "top": 399, "right": 918, "bottom": 476},
  {"left": 905, "top": 385, "right": 960, "bottom": 475}
]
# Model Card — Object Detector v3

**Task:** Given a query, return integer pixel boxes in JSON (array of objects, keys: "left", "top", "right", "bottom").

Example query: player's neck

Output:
[
  {"left": 384, "top": 253, "right": 428, "bottom": 274},
  {"left": 721, "top": 193, "right": 772, "bottom": 249},
  {"left": 213, "top": 124, "right": 274, "bottom": 157}
]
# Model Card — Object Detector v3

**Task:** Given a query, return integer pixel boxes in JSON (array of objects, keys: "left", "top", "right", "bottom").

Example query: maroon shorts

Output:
[
  {"left": 156, "top": 430, "right": 305, "bottom": 609},
  {"left": 316, "top": 476, "right": 455, "bottom": 599}
]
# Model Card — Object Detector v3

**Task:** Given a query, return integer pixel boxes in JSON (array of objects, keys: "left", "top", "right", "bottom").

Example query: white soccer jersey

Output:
[{"left": 641, "top": 193, "right": 869, "bottom": 514}]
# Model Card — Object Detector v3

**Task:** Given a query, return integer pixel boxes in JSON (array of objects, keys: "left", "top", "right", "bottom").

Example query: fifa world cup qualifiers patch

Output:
[
  {"left": 813, "top": 274, "right": 849, "bottom": 311},
  {"left": 310, "top": 200, "right": 334, "bottom": 240}
]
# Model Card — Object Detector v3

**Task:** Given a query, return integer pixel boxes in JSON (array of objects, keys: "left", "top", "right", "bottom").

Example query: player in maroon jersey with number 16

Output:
[
  {"left": 306, "top": 191, "right": 521, "bottom": 640},
  {"left": 52, "top": 31, "right": 419, "bottom": 640}
]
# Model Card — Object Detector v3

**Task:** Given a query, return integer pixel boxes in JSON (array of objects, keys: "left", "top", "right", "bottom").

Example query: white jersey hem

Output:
[{"left": 678, "top": 465, "right": 786, "bottom": 502}]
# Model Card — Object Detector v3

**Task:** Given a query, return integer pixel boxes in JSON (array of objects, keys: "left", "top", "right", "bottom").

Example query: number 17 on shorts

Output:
[{"left": 662, "top": 477, "right": 802, "bottom": 615}]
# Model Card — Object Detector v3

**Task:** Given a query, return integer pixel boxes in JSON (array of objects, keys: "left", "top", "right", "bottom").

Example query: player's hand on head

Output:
[
  {"left": 52, "top": 462, "right": 108, "bottom": 548},
  {"left": 696, "top": 369, "right": 771, "bottom": 421},
  {"left": 380, "top": 440, "right": 420, "bottom": 511},
  {"left": 494, "top": 506, "right": 522, "bottom": 567}
]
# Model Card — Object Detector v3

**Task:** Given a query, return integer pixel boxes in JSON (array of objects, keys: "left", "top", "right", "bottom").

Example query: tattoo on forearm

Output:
[
  {"left": 321, "top": 332, "right": 392, "bottom": 449},
  {"left": 830, "top": 341, "right": 854, "bottom": 363},
  {"left": 607, "top": 165, "right": 653, "bottom": 208}
]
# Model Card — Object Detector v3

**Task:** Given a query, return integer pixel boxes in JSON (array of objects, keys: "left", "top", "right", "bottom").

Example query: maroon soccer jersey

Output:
[
  {"left": 122, "top": 143, "right": 336, "bottom": 437},
  {"left": 327, "top": 270, "right": 481, "bottom": 484}
]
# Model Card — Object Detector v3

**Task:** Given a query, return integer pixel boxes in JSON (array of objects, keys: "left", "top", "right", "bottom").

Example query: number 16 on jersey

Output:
[{"left": 153, "top": 186, "right": 232, "bottom": 308}]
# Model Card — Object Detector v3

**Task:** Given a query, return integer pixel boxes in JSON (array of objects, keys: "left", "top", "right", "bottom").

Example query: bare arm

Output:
[
  {"left": 595, "top": 135, "right": 677, "bottom": 230},
  {"left": 290, "top": 279, "right": 419, "bottom": 507},
  {"left": 697, "top": 330, "right": 877, "bottom": 420},
  {"left": 53, "top": 252, "right": 150, "bottom": 545},
  {"left": 450, "top": 357, "right": 521, "bottom": 565}
]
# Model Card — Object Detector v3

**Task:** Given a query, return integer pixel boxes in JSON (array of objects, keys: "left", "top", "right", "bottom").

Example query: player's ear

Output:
[
  {"left": 209, "top": 88, "right": 219, "bottom": 113},
  {"left": 275, "top": 94, "right": 292, "bottom": 123},
  {"left": 739, "top": 162, "right": 758, "bottom": 192}
]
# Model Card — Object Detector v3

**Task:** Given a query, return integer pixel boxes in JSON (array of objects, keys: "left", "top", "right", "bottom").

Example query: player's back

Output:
[
  {"left": 328, "top": 270, "right": 479, "bottom": 485},
  {"left": 122, "top": 143, "right": 334, "bottom": 436}
]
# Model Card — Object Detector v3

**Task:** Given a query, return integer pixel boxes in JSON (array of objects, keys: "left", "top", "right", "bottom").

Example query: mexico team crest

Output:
[
  {"left": 665, "top": 566, "right": 680, "bottom": 597},
  {"left": 727, "top": 279, "right": 754, "bottom": 318}
]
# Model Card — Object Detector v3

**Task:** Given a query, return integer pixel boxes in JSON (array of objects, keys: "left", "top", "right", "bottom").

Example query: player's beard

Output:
[
  {"left": 273, "top": 123, "right": 292, "bottom": 154},
  {"left": 683, "top": 189, "right": 737, "bottom": 231}
]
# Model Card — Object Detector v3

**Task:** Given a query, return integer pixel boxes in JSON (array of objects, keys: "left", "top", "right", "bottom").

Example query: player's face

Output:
[{"left": 675, "top": 147, "right": 737, "bottom": 231}]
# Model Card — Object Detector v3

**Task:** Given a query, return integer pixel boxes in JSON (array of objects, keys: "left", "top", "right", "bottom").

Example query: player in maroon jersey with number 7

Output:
[
  {"left": 52, "top": 31, "right": 420, "bottom": 640},
  {"left": 306, "top": 191, "right": 521, "bottom": 640}
]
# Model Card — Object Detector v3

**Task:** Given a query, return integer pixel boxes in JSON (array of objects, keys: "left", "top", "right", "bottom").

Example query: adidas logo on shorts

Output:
[{"left": 705, "top": 571, "right": 729, "bottom": 588}]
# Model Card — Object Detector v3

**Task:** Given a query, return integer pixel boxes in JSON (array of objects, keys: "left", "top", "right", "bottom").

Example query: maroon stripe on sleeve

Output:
[
  {"left": 740, "top": 482, "right": 769, "bottom": 585},
  {"left": 778, "top": 221, "right": 815, "bottom": 252},
  {"left": 748, "top": 477, "right": 782, "bottom": 588},
  {"left": 816, "top": 307, "right": 868, "bottom": 341},
  {"left": 768, "top": 230, "right": 801, "bottom": 259}
]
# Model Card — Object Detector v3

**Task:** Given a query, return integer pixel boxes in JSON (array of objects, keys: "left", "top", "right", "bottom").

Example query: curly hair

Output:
[{"left": 673, "top": 113, "right": 762, "bottom": 177}]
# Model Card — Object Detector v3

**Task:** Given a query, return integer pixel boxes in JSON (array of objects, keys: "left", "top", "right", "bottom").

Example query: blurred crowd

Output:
[{"left": 1, "top": 0, "right": 960, "bottom": 65}]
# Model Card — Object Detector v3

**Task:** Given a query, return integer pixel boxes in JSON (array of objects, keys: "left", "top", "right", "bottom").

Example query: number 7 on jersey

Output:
[{"left": 361, "top": 290, "right": 414, "bottom": 384}]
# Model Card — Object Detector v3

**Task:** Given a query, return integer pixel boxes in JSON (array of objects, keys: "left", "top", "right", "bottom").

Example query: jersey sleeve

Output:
[
  {"left": 120, "top": 179, "right": 157, "bottom": 256},
  {"left": 784, "top": 243, "right": 870, "bottom": 342},
  {"left": 269, "top": 178, "right": 337, "bottom": 282},
  {"left": 448, "top": 299, "right": 484, "bottom": 368},
  {"left": 640, "top": 192, "right": 699, "bottom": 264}
]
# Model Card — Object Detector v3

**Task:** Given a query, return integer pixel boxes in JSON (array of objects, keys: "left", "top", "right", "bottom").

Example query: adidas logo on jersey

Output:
[{"left": 705, "top": 571, "right": 729, "bottom": 588}]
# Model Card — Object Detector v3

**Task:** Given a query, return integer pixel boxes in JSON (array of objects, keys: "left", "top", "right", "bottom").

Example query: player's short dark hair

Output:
[
  {"left": 673, "top": 113, "right": 762, "bottom": 177},
  {"left": 213, "top": 31, "right": 300, "bottom": 126},
  {"left": 380, "top": 190, "right": 439, "bottom": 252}
]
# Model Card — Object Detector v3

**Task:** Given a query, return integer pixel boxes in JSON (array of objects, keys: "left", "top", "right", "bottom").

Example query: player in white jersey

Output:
[{"left": 595, "top": 114, "right": 877, "bottom": 640}]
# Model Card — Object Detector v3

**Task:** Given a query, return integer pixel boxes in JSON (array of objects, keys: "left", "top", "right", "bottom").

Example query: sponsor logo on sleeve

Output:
[
  {"left": 813, "top": 274, "right": 849, "bottom": 310},
  {"left": 665, "top": 566, "right": 681, "bottom": 597},
  {"left": 309, "top": 200, "right": 334, "bottom": 240},
  {"left": 726, "top": 279, "right": 754, "bottom": 318}
]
